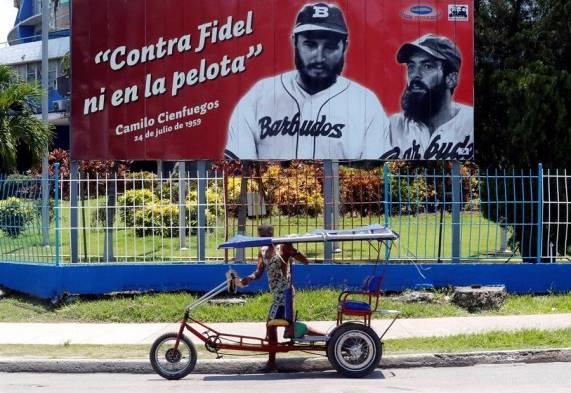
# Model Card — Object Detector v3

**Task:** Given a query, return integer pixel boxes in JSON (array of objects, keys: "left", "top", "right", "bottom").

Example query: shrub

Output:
[
  {"left": 123, "top": 171, "right": 159, "bottom": 191},
  {"left": 117, "top": 189, "right": 157, "bottom": 226},
  {"left": 261, "top": 162, "right": 323, "bottom": 217},
  {"left": 2, "top": 174, "right": 41, "bottom": 199},
  {"left": 0, "top": 197, "right": 36, "bottom": 237},
  {"left": 39, "top": 148, "right": 131, "bottom": 199},
  {"left": 186, "top": 189, "right": 221, "bottom": 229},
  {"left": 225, "top": 176, "right": 261, "bottom": 217},
  {"left": 134, "top": 202, "right": 181, "bottom": 237},
  {"left": 339, "top": 167, "right": 383, "bottom": 216},
  {"left": 155, "top": 181, "right": 180, "bottom": 202},
  {"left": 390, "top": 174, "right": 433, "bottom": 215}
]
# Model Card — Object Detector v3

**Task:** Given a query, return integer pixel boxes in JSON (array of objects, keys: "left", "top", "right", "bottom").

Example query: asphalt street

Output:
[{"left": 1, "top": 363, "right": 570, "bottom": 393}]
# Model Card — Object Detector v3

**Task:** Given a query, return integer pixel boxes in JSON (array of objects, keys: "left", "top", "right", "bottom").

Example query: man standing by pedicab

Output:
[{"left": 240, "top": 224, "right": 317, "bottom": 372}]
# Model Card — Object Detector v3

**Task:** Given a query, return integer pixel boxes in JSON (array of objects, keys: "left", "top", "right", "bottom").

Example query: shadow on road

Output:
[{"left": 202, "top": 370, "right": 386, "bottom": 381}]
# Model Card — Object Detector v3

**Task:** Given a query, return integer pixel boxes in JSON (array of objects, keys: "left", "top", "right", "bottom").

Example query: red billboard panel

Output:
[{"left": 71, "top": 0, "right": 474, "bottom": 160}]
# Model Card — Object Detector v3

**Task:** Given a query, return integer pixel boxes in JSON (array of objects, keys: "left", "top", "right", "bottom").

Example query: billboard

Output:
[{"left": 71, "top": 0, "right": 474, "bottom": 161}]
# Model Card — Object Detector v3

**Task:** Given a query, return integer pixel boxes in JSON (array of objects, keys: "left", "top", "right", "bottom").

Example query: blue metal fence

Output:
[{"left": 0, "top": 162, "right": 568, "bottom": 265}]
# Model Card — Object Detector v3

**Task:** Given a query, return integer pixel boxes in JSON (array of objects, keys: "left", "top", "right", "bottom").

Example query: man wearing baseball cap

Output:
[
  {"left": 380, "top": 34, "right": 474, "bottom": 160},
  {"left": 225, "top": 3, "right": 388, "bottom": 160}
]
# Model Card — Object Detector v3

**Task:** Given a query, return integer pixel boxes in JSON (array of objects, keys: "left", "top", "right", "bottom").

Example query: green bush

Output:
[
  {"left": 225, "top": 176, "right": 261, "bottom": 217},
  {"left": 134, "top": 202, "right": 180, "bottom": 237},
  {"left": 186, "top": 189, "right": 221, "bottom": 229},
  {"left": 390, "top": 174, "right": 432, "bottom": 215},
  {"left": 155, "top": 181, "right": 180, "bottom": 203},
  {"left": 0, "top": 197, "right": 36, "bottom": 237},
  {"left": 117, "top": 189, "right": 157, "bottom": 226},
  {"left": 123, "top": 171, "right": 159, "bottom": 191}
]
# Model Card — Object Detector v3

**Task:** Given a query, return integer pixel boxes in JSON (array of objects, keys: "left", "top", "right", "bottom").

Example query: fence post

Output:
[
  {"left": 383, "top": 163, "right": 391, "bottom": 261},
  {"left": 178, "top": 161, "right": 187, "bottom": 250},
  {"left": 54, "top": 163, "right": 61, "bottom": 267},
  {"left": 536, "top": 163, "right": 543, "bottom": 263},
  {"left": 236, "top": 162, "right": 249, "bottom": 262},
  {"left": 197, "top": 160, "right": 207, "bottom": 261},
  {"left": 323, "top": 160, "right": 333, "bottom": 262},
  {"left": 451, "top": 162, "right": 462, "bottom": 263},
  {"left": 70, "top": 161, "right": 79, "bottom": 263},
  {"left": 103, "top": 167, "right": 117, "bottom": 262}
]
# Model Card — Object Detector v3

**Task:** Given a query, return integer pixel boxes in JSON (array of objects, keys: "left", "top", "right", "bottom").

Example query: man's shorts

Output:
[{"left": 268, "top": 302, "right": 285, "bottom": 320}]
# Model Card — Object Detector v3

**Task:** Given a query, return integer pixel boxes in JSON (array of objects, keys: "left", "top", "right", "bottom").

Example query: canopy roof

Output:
[{"left": 218, "top": 224, "right": 399, "bottom": 249}]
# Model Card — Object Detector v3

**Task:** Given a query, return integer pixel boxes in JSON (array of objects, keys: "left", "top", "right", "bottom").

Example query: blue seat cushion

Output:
[{"left": 341, "top": 300, "right": 371, "bottom": 312}]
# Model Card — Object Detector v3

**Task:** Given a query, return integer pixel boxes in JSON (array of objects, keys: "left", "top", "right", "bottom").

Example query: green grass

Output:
[
  {"left": 0, "top": 196, "right": 511, "bottom": 263},
  {"left": 384, "top": 328, "right": 571, "bottom": 354},
  {"left": 1, "top": 289, "right": 570, "bottom": 323},
  {"left": 1, "top": 329, "right": 569, "bottom": 359}
]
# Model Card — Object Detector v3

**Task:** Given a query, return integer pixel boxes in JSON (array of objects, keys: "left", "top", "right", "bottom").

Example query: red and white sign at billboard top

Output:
[{"left": 71, "top": 1, "right": 474, "bottom": 161}]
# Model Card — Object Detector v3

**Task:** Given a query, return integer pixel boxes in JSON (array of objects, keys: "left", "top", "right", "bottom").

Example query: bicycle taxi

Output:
[{"left": 150, "top": 224, "right": 400, "bottom": 379}]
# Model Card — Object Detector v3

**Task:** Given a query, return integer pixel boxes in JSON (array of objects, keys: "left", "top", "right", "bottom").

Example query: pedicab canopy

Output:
[{"left": 218, "top": 224, "right": 399, "bottom": 249}]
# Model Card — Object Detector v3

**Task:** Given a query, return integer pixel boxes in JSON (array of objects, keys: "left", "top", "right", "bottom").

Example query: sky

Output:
[{"left": 0, "top": 0, "right": 18, "bottom": 44}]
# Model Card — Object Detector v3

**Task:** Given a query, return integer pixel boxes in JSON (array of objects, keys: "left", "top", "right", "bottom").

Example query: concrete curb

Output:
[{"left": 1, "top": 349, "right": 570, "bottom": 374}]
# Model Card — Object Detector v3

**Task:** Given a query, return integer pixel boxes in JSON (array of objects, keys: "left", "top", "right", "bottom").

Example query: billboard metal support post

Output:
[
  {"left": 40, "top": 0, "right": 50, "bottom": 247},
  {"left": 332, "top": 161, "right": 341, "bottom": 253},
  {"left": 70, "top": 161, "right": 79, "bottom": 263},
  {"left": 383, "top": 163, "right": 392, "bottom": 261},
  {"left": 451, "top": 162, "right": 462, "bottom": 263},
  {"left": 103, "top": 169, "right": 117, "bottom": 262},
  {"left": 197, "top": 160, "right": 207, "bottom": 261},
  {"left": 323, "top": 160, "right": 333, "bottom": 263},
  {"left": 178, "top": 161, "right": 187, "bottom": 250},
  {"left": 236, "top": 162, "right": 250, "bottom": 262}
]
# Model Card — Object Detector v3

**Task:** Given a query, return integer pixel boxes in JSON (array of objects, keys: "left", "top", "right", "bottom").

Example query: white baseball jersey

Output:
[
  {"left": 225, "top": 70, "right": 389, "bottom": 160},
  {"left": 380, "top": 103, "right": 474, "bottom": 160}
]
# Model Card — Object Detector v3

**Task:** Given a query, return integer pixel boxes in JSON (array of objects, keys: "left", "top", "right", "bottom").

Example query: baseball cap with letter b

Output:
[
  {"left": 293, "top": 3, "right": 348, "bottom": 35},
  {"left": 397, "top": 34, "right": 461, "bottom": 72}
]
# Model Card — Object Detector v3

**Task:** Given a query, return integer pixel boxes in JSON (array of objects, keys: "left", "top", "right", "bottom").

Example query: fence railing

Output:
[{"left": 0, "top": 162, "right": 568, "bottom": 264}]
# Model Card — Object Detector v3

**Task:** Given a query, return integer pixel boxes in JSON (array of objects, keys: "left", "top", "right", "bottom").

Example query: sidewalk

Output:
[
  {"left": 1, "top": 314, "right": 570, "bottom": 345},
  {"left": 0, "top": 314, "right": 570, "bottom": 374}
]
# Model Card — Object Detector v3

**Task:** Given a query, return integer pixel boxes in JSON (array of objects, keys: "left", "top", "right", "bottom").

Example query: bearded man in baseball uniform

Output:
[
  {"left": 225, "top": 3, "right": 389, "bottom": 160},
  {"left": 380, "top": 34, "right": 474, "bottom": 160}
]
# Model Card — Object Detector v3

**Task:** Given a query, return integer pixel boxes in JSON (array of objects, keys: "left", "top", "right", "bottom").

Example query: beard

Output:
[
  {"left": 401, "top": 79, "right": 448, "bottom": 124},
  {"left": 295, "top": 48, "right": 345, "bottom": 93}
]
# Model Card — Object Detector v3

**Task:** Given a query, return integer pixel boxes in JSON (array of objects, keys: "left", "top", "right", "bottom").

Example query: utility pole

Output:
[{"left": 41, "top": 0, "right": 50, "bottom": 246}]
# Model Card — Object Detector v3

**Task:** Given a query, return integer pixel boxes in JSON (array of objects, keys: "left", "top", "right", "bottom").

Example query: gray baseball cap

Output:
[
  {"left": 397, "top": 34, "right": 461, "bottom": 72},
  {"left": 293, "top": 3, "right": 348, "bottom": 35}
]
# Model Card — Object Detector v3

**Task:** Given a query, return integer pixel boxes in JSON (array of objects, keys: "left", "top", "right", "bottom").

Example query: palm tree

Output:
[{"left": 0, "top": 64, "right": 53, "bottom": 172}]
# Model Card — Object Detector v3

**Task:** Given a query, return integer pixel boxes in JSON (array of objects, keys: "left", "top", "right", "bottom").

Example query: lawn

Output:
[
  {"left": 0, "top": 197, "right": 508, "bottom": 264},
  {"left": 1, "top": 289, "right": 570, "bottom": 323}
]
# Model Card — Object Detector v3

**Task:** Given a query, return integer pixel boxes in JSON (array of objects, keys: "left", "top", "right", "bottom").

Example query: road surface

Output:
[{"left": 1, "top": 363, "right": 570, "bottom": 393}]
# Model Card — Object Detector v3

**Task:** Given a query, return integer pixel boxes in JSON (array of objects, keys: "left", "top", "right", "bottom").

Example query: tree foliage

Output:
[
  {"left": 475, "top": 0, "right": 571, "bottom": 168},
  {"left": 0, "top": 65, "right": 53, "bottom": 172}
]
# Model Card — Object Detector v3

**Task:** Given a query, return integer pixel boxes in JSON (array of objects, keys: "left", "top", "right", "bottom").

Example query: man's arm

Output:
[
  {"left": 240, "top": 251, "right": 265, "bottom": 285},
  {"left": 282, "top": 243, "right": 309, "bottom": 265}
]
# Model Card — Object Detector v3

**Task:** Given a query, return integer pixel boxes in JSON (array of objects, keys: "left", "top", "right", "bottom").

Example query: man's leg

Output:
[
  {"left": 267, "top": 324, "right": 278, "bottom": 370},
  {"left": 265, "top": 303, "right": 284, "bottom": 371}
]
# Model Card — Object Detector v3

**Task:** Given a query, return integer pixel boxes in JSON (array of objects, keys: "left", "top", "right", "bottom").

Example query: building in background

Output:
[{"left": 0, "top": 0, "right": 70, "bottom": 158}]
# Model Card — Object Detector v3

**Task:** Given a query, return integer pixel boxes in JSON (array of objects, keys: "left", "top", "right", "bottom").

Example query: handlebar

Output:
[{"left": 185, "top": 269, "right": 245, "bottom": 314}]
